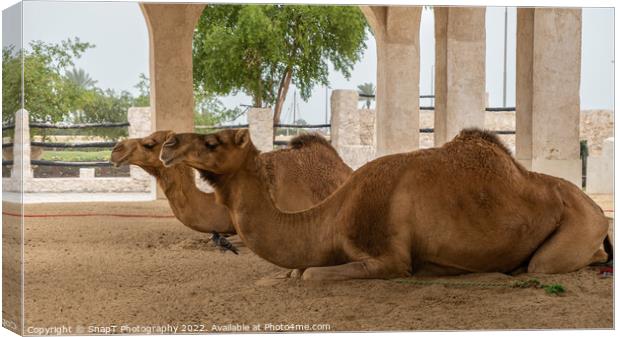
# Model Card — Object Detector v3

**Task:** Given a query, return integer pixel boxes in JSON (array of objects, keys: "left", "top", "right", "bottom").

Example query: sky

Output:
[{"left": 2, "top": 2, "right": 615, "bottom": 125}]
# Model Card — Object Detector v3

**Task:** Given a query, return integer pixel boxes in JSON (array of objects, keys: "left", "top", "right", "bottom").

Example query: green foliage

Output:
[
  {"left": 193, "top": 5, "right": 368, "bottom": 121},
  {"left": 65, "top": 67, "right": 97, "bottom": 89},
  {"left": 2, "top": 46, "right": 21, "bottom": 125},
  {"left": 3, "top": 37, "right": 237, "bottom": 143},
  {"left": 194, "top": 90, "right": 243, "bottom": 127},
  {"left": 512, "top": 278, "right": 541, "bottom": 288},
  {"left": 357, "top": 82, "right": 375, "bottom": 109},
  {"left": 68, "top": 88, "right": 133, "bottom": 139},
  {"left": 41, "top": 150, "right": 112, "bottom": 162},
  {"left": 135, "top": 73, "right": 237, "bottom": 128},
  {"left": 2, "top": 38, "right": 94, "bottom": 125},
  {"left": 542, "top": 284, "right": 566, "bottom": 295},
  {"left": 133, "top": 73, "right": 150, "bottom": 107}
]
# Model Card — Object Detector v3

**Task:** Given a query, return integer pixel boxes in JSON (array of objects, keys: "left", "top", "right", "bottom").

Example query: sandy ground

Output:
[{"left": 2, "top": 198, "right": 614, "bottom": 334}]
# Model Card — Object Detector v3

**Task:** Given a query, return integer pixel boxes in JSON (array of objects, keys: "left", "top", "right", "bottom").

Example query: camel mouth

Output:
[
  {"left": 110, "top": 153, "right": 130, "bottom": 168},
  {"left": 160, "top": 155, "right": 178, "bottom": 168}
]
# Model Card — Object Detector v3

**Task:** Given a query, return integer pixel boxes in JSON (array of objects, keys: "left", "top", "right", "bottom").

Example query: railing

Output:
[
  {"left": 2, "top": 121, "right": 129, "bottom": 131},
  {"left": 2, "top": 121, "right": 125, "bottom": 168},
  {"left": 3, "top": 108, "right": 153, "bottom": 193},
  {"left": 358, "top": 93, "right": 516, "bottom": 112}
]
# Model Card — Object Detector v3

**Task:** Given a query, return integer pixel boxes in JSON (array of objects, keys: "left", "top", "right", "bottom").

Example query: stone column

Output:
[
  {"left": 330, "top": 90, "right": 360, "bottom": 150},
  {"left": 11, "top": 109, "right": 32, "bottom": 179},
  {"left": 361, "top": 6, "right": 422, "bottom": 156},
  {"left": 247, "top": 108, "right": 274, "bottom": 152},
  {"left": 586, "top": 137, "right": 613, "bottom": 194},
  {"left": 433, "top": 7, "right": 486, "bottom": 146},
  {"left": 79, "top": 168, "right": 95, "bottom": 179},
  {"left": 516, "top": 8, "right": 582, "bottom": 186},
  {"left": 127, "top": 107, "right": 154, "bottom": 182},
  {"left": 330, "top": 90, "right": 375, "bottom": 169},
  {"left": 140, "top": 3, "right": 205, "bottom": 133},
  {"left": 127, "top": 107, "right": 153, "bottom": 138}
]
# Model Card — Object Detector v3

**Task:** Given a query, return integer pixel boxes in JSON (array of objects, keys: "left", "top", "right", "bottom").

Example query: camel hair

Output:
[
  {"left": 110, "top": 130, "right": 352, "bottom": 236},
  {"left": 159, "top": 128, "right": 611, "bottom": 281}
]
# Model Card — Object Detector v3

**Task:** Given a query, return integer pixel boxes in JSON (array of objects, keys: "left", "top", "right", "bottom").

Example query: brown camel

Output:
[
  {"left": 159, "top": 128, "right": 611, "bottom": 280},
  {"left": 110, "top": 130, "right": 352, "bottom": 236}
]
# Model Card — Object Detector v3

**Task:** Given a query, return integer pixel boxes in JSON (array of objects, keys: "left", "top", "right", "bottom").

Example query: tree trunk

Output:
[{"left": 272, "top": 67, "right": 293, "bottom": 139}]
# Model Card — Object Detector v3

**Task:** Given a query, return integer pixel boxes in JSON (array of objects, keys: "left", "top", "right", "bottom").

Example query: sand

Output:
[{"left": 2, "top": 200, "right": 614, "bottom": 333}]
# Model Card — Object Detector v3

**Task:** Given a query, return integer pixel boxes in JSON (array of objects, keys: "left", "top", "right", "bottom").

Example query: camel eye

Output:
[
  {"left": 142, "top": 141, "right": 156, "bottom": 149},
  {"left": 206, "top": 142, "right": 218, "bottom": 150}
]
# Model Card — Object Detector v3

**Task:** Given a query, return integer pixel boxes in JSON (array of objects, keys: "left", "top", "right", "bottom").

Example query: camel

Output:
[
  {"left": 159, "top": 128, "right": 612, "bottom": 280},
  {"left": 110, "top": 130, "right": 352, "bottom": 236}
]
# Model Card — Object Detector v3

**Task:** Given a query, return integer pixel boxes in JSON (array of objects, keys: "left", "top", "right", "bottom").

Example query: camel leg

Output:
[
  {"left": 528, "top": 207, "right": 608, "bottom": 274},
  {"left": 290, "top": 268, "right": 305, "bottom": 278},
  {"left": 301, "top": 258, "right": 409, "bottom": 281}
]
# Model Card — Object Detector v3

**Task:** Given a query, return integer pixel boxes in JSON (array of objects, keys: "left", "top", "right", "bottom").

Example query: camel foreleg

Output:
[{"left": 301, "top": 258, "right": 410, "bottom": 281}]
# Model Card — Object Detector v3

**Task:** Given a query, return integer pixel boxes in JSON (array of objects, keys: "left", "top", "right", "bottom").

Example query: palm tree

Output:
[
  {"left": 357, "top": 82, "right": 375, "bottom": 109},
  {"left": 65, "top": 68, "right": 97, "bottom": 89}
]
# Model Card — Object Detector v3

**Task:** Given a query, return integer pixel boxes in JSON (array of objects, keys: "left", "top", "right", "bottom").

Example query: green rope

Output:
[{"left": 392, "top": 278, "right": 565, "bottom": 295}]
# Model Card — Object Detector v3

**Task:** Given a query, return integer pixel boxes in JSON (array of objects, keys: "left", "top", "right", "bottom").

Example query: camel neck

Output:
[
  {"left": 138, "top": 164, "right": 233, "bottom": 234},
  {"left": 209, "top": 148, "right": 340, "bottom": 269},
  {"left": 156, "top": 165, "right": 199, "bottom": 199}
]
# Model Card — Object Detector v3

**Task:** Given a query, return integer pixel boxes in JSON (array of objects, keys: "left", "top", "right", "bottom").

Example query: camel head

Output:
[
  {"left": 159, "top": 129, "right": 254, "bottom": 175},
  {"left": 110, "top": 130, "right": 174, "bottom": 168}
]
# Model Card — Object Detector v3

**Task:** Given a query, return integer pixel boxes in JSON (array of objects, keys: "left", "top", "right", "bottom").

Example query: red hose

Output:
[
  {"left": 2, "top": 209, "right": 614, "bottom": 219},
  {"left": 2, "top": 211, "right": 175, "bottom": 219}
]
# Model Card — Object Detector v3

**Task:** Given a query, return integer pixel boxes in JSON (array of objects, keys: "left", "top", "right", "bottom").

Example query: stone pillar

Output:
[
  {"left": 433, "top": 7, "right": 486, "bottom": 146},
  {"left": 79, "top": 168, "right": 95, "bottom": 179},
  {"left": 11, "top": 109, "right": 32, "bottom": 179},
  {"left": 586, "top": 137, "right": 613, "bottom": 194},
  {"left": 516, "top": 8, "right": 582, "bottom": 186},
  {"left": 127, "top": 107, "right": 153, "bottom": 138},
  {"left": 127, "top": 107, "right": 153, "bottom": 182},
  {"left": 247, "top": 108, "right": 274, "bottom": 152},
  {"left": 330, "top": 90, "right": 375, "bottom": 169},
  {"left": 361, "top": 6, "right": 422, "bottom": 156},
  {"left": 140, "top": 3, "right": 205, "bottom": 133},
  {"left": 330, "top": 90, "right": 360, "bottom": 149}
]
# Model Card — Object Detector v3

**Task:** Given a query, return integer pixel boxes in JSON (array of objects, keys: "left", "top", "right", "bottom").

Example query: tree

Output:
[
  {"left": 65, "top": 67, "right": 97, "bottom": 89},
  {"left": 2, "top": 38, "right": 94, "bottom": 125},
  {"left": 357, "top": 82, "right": 375, "bottom": 109},
  {"left": 132, "top": 73, "right": 150, "bottom": 107},
  {"left": 69, "top": 88, "right": 133, "bottom": 139},
  {"left": 193, "top": 5, "right": 368, "bottom": 132}
]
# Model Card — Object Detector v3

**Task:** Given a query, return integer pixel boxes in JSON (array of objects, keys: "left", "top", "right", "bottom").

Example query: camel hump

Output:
[
  {"left": 456, "top": 127, "right": 513, "bottom": 156},
  {"left": 288, "top": 133, "right": 337, "bottom": 153}
]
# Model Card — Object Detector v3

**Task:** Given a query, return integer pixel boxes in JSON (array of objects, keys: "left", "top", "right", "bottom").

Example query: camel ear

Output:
[{"left": 234, "top": 129, "right": 250, "bottom": 148}]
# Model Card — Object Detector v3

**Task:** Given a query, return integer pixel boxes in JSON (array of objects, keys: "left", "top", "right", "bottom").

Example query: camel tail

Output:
[{"left": 604, "top": 234, "right": 613, "bottom": 263}]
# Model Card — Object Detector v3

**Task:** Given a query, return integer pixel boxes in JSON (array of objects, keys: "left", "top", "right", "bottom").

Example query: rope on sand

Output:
[
  {"left": 392, "top": 278, "right": 566, "bottom": 295},
  {"left": 2, "top": 211, "right": 175, "bottom": 219}
]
